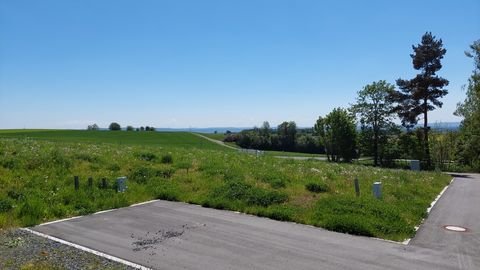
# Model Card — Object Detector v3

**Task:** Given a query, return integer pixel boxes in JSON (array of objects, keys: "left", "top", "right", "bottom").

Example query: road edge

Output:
[
  {"left": 22, "top": 228, "right": 151, "bottom": 270},
  {"left": 403, "top": 176, "right": 455, "bottom": 245}
]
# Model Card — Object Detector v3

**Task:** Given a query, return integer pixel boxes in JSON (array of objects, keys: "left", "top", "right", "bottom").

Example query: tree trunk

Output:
[
  {"left": 424, "top": 98, "right": 431, "bottom": 168},
  {"left": 373, "top": 127, "right": 379, "bottom": 166}
]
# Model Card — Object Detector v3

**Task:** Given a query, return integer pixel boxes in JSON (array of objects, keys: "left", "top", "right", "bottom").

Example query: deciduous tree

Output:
[{"left": 351, "top": 80, "right": 395, "bottom": 166}]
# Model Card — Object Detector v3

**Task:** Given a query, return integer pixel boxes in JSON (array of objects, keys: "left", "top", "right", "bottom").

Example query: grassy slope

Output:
[{"left": 0, "top": 131, "right": 451, "bottom": 241}]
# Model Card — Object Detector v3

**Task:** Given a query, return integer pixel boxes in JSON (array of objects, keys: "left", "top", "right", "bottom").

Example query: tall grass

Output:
[{"left": 0, "top": 136, "right": 451, "bottom": 241}]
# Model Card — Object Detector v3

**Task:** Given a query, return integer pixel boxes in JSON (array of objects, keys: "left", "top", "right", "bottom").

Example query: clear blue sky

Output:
[{"left": 1, "top": 0, "right": 479, "bottom": 129}]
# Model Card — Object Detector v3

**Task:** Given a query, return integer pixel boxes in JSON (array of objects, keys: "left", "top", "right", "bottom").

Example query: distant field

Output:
[
  {"left": 199, "top": 133, "right": 226, "bottom": 141},
  {"left": 0, "top": 130, "right": 227, "bottom": 150},
  {"left": 0, "top": 131, "right": 451, "bottom": 241}
]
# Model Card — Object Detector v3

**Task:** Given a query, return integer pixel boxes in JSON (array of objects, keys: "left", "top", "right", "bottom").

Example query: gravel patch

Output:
[{"left": 0, "top": 229, "right": 137, "bottom": 270}]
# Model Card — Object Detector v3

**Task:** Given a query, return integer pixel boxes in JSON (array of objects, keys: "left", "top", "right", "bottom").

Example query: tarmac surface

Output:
[{"left": 31, "top": 173, "right": 480, "bottom": 270}]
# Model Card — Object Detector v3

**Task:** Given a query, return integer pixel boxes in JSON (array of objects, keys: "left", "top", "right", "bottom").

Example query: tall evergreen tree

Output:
[{"left": 391, "top": 32, "right": 449, "bottom": 168}]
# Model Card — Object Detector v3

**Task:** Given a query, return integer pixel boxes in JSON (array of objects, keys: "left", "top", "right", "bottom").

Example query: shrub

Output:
[
  {"left": 161, "top": 154, "right": 173, "bottom": 164},
  {"left": 305, "top": 182, "right": 329, "bottom": 193},
  {"left": 7, "top": 190, "right": 24, "bottom": 200},
  {"left": 129, "top": 167, "right": 156, "bottom": 184},
  {"left": 138, "top": 152, "right": 157, "bottom": 162},
  {"left": 0, "top": 198, "right": 13, "bottom": 213}
]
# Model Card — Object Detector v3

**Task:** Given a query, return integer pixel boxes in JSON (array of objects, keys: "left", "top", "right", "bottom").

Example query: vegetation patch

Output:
[
  {"left": 0, "top": 133, "right": 451, "bottom": 241},
  {"left": 305, "top": 182, "right": 329, "bottom": 193}
]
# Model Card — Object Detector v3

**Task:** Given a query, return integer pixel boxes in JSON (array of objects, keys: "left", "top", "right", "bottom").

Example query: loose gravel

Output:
[{"left": 0, "top": 229, "right": 137, "bottom": 270}]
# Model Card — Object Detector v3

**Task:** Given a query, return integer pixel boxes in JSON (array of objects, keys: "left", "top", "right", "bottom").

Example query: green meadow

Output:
[{"left": 0, "top": 130, "right": 451, "bottom": 241}]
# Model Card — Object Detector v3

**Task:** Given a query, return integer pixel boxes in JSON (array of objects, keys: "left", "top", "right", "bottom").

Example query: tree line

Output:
[
  {"left": 230, "top": 33, "right": 480, "bottom": 171},
  {"left": 86, "top": 122, "right": 156, "bottom": 131}
]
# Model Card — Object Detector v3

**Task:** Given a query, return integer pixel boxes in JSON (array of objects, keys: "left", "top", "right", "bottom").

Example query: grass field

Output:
[
  {"left": 0, "top": 130, "right": 228, "bottom": 150},
  {"left": 0, "top": 130, "right": 451, "bottom": 241}
]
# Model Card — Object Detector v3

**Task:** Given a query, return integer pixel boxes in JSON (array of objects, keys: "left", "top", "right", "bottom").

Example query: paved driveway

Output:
[{"left": 31, "top": 174, "right": 479, "bottom": 270}]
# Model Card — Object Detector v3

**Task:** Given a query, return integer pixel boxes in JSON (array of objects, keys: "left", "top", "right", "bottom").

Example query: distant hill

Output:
[
  {"left": 429, "top": 122, "right": 461, "bottom": 131},
  {"left": 155, "top": 127, "right": 248, "bottom": 134}
]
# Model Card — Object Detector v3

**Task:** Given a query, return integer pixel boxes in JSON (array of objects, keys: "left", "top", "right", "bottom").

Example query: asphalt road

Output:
[
  {"left": 31, "top": 174, "right": 479, "bottom": 270},
  {"left": 410, "top": 173, "right": 480, "bottom": 269}
]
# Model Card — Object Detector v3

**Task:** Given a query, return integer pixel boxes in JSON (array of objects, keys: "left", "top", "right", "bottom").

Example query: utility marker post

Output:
[
  {"left": 74, "top": 176, "right": 79, "bottom": 191},
  {"left": 372, "top": 182, "right": 382, "bottom": 199},
  {"left": 354, "top": 178, "right": 360, "bottom": 197}
]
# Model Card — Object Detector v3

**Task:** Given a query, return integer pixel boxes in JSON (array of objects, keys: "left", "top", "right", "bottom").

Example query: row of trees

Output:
[
  {"left": 86, "top": 123, "right": 156, "bottom": 131},
  {"left": 232, "top": 33, "right": 479, "bottom": 171},
  {"left": 231, "top": 121, "right": 324, "bottom": 153}
]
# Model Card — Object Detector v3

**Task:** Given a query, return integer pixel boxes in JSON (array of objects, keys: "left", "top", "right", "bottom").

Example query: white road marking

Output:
[{"left": 22, "top": 228, "right": 151, "bottom": 270}]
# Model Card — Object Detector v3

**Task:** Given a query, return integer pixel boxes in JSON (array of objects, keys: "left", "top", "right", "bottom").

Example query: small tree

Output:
[
  {"left": 277, "top": 121, "right": 297, "bottom": 151},
  {"left": 315, "top": 108, "right": 357, "bottom": 162},
  {"left": 391, "top": 32, "right": 449, "bottom": 168},
  {"left": 140, "top": 126, "right": 145, "bottom": 131},
  {"left": 126, "top": 125, "right": 134, "bottom": 131},
  {"left": 351, "top": 80, "right": 395, "bottom": 166},
  {"left": 87, "top": 123, "right": 99, "bottom": 131},
  {"left": 109, "top": 122, "right": 121, "bottom": 131},
  {"left": 260, "top": 121, "right": 271, "bottom": 137}
]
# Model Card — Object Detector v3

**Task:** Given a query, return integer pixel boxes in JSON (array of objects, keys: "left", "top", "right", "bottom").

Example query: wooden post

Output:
[
  {"left": 74, "top": 176, "right": 79, "bottom": 190},
  {"left": 88, "top": 177, "right": 93, "bottom": 188},
  {"left": 101, "top": 178, "right": 107, "bottom": 189},
  {"left": 354, "top": 178, "right": 360, "bottom": 197}
]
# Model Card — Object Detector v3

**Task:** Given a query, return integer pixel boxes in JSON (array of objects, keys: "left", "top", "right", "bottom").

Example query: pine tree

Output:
[{"left": 391, "top": 32, "right": 449, "bottom": 168}]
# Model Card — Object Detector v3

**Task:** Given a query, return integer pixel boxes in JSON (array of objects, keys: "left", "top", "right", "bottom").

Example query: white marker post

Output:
[{"left": 372, "top": 182, "right": 382, "bottom": 199}]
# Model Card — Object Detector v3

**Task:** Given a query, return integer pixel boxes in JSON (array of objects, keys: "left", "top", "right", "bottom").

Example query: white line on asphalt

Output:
[
  {"left": 403, "top": 177, "right": 456, "bottom": 245},
  {"left": 22, "top": 228, "right": 151, "bottom": 270},
  {"left": 38, "top": 215, "right": 82, "bottom": 226},
  {"left": 427, "top": 178, "right": 455, "bottom": 214}
]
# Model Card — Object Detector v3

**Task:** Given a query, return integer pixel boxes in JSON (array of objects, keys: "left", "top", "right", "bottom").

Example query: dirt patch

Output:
[{"left": 130, "top": 223, "right": 204, "bottom": 253}]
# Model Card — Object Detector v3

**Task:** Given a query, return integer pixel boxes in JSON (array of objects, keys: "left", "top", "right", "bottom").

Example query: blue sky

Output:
[{"left": 1, "top": 0, "right": 479, "bottom": 129}]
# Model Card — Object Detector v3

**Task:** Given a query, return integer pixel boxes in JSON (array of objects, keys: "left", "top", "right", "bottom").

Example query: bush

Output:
[
  {"left": 0, "top": 198, "right": 13, "bottom": 213},
  {"left": 138, "top": 152, "right": 157, "bottom": 162},
  {"left": 129, "top": 167, "right": 156, "bottom": 184},
  {"left": 305, "top": 182, "right": 329, "bottom": 193},
  {"left": 161, "top": 154, "right": 173, "bottom": 164}
]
